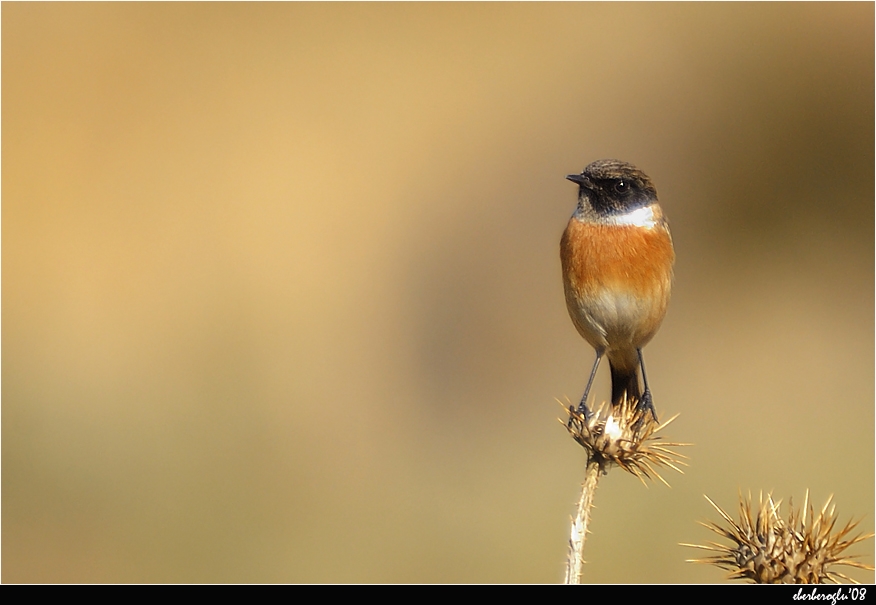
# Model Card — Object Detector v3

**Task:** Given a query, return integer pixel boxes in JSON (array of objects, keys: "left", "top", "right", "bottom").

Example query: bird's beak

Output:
[{"left": 566, "top": 173, "right": 592, "bottom": 188}]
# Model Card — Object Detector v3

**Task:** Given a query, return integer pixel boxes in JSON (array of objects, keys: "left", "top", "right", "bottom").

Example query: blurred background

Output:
[{"left": 3, "top": 3, "right": 873, "bottom": 583}]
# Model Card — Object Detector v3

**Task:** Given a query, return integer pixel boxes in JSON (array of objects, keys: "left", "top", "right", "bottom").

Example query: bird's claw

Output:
[
  {"left": 567, "top": 403, "right": 592, "bottom": 428},
  {"left": 637, "top": 389, "right": 658, "bottom": 423}
]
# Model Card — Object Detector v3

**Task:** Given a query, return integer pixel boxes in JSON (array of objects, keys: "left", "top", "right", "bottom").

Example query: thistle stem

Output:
[{"left": 564, "top": 458, "right": 602, "bottom": 584}]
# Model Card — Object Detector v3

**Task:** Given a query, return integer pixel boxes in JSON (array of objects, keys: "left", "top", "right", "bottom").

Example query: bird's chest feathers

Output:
[{"left": 561, "top": 219, "right": 674, "bottom": 298}]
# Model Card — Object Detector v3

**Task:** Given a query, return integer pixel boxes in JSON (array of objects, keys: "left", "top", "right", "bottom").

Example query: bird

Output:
[{"left": 560, "top": 159, "right": 674, "bottom": 421}]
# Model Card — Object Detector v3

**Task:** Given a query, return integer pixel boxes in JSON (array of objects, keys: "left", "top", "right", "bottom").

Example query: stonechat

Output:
[{"left": 561, "top": 159, "right": 674, "bottom": 420}]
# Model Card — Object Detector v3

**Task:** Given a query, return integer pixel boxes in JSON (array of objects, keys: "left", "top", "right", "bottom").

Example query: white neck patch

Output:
[{"left": 608, "top": 205, "right": 659, "bottom": 228}]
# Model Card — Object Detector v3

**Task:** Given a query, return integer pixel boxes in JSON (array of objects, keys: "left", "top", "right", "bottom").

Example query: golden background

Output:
[{"left": 3, "top": 3, "right": 873, "bottom": 583}]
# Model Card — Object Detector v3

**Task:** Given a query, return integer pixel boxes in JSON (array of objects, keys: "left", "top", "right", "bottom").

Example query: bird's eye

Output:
[{"left": 614, "top": 180, "right": 629, "bottom": 194}]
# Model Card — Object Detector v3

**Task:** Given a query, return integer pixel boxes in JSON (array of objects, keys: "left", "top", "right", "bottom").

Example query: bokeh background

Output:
[{"left": 3, "top": 3, "right": 873, "bottom": 583}]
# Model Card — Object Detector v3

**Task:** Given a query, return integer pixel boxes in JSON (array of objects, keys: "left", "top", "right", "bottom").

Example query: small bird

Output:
[{"left": 561, "top": 159, "right": 674, "bottom": 420}]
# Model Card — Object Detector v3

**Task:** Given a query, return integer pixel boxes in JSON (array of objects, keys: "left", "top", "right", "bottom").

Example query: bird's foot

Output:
[
  {"left": 567, "top": 402, "right": 592, "bottom": 428},
  {"left": 637, "top": 389, "right": 658, "bottom": 423}
]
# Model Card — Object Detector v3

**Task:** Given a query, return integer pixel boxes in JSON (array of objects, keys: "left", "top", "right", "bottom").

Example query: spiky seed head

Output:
[
  {"left": 562, "top": 397, "right": 688, "bottom": 485},
  {"left": 684, "top": 492, "right": 874, "bottom": 584}
]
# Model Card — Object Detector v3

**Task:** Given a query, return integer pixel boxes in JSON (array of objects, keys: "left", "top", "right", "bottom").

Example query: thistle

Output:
[
  {"left": 684, "top": 492, "right": 874, "bottom": 583},
  {"left": 562, "top": 397, "right": 688, "bottom": 583},
  {"left": 564, "top": 397, "right": 687, "bottom": 485}
]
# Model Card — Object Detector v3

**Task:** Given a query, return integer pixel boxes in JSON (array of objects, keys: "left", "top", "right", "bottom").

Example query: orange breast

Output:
[
  {"left": 560, "top": 218, "right": 674, "bottom": 353},
  {"left": 561, "top": 220, "right": 674, "bottom": 296}
]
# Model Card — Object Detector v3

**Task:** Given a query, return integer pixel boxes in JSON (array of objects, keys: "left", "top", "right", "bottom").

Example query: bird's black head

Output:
[{"left": 567, "top": 159, "right": 658, "bottom": 217}]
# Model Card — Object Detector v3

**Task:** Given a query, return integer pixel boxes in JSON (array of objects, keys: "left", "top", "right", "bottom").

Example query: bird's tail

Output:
[{"left": 610, "top": 361, "right": 641, "bottom": 406}]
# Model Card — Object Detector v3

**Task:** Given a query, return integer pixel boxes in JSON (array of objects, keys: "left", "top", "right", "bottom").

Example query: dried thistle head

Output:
[
  {"left": 562, "top": 397, "right": 687, "bottom": 485},
  {"left": 684, "top": 492, "right": 874, "bottom": 584}
]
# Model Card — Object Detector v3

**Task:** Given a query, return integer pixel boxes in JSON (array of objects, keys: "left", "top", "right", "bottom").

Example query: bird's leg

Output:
[
  {"left": 637, "top": 348, "right": 658, "bottom": 422},
  {"left": 571, "top": 351, "right": 603, "bottom": 423}
]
